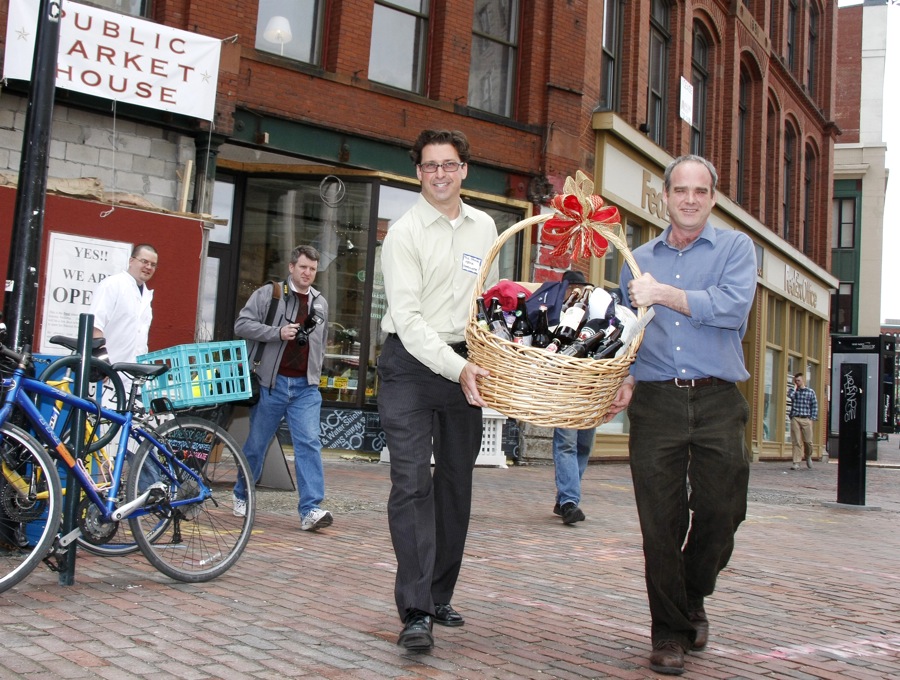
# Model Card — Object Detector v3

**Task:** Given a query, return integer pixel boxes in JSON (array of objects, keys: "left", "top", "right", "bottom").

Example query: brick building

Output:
[{"left": 0, "top": 0, "right": 840, "bottom": 461}]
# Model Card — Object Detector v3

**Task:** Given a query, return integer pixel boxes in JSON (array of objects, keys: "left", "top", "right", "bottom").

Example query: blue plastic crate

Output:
[{"left": 137, "top": 340, "right": 252, "bottom": 408}]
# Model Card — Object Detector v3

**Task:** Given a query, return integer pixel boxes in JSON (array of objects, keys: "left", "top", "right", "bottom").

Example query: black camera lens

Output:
[{"left": 296, "top": 332, "right": 309, "bottom": 347}]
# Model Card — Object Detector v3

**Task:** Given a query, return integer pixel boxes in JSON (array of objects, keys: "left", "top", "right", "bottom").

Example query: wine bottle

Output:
[
  {"left": 593, "top": 338, "right": 624, "bottom": 359},
  {"left": 559, "top": 319, "right": 611, "bottom": 357},
  {"left": 555, "top": 287, "right": 589, "bottom": 343},
  {"left": 560, "top": 287, "right": 582, "bottom": 314},
  {"left": 510, "top": 292, "right": 534, "bottom": 346},
  {"left": 532, "top": 305, "right": 553, "bottom": 348},
  {"left": 488, "top": 296, "right": 512, "bottom": 341},
  {"left": 475, "top": 296, "right": 490, "bottom": 332}
]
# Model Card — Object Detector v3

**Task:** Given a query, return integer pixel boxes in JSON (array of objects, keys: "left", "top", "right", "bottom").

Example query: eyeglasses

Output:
[
  {"left": 133, "top": 257, "right": 158, "bottom": 269},
  {"left": 418, "top": 161, "right": 465, "bottom": 173}
]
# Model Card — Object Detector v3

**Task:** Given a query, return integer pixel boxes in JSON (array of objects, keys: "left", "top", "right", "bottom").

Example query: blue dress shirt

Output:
[{"left": 620, "top": 222, "right": 757, "bottom": 383}]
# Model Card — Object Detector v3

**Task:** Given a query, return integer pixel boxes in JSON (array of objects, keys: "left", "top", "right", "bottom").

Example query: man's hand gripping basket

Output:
[{"left": 465, "top": 171, "right": 646, "bottom": 429}]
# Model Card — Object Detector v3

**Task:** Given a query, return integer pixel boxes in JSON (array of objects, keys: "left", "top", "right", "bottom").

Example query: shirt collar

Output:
[
  {"left": 652, "top": 221, "right": 717, "bottom": 252},
  {"left": 417, "top": 194, "right": 468, "bottom": 227}
]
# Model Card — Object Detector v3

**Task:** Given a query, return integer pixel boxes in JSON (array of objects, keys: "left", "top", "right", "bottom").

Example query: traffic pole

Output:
[{"left": 3, "top": 0, "right": 63, "bottom": 351}]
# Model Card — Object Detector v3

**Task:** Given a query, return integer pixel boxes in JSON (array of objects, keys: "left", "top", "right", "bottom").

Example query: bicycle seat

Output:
[
  {"left": 50, "top": 335, "right": 108, "bottom": 353},
  {"left": 112, "top": 363, "right": 169, "bottom": 380}
]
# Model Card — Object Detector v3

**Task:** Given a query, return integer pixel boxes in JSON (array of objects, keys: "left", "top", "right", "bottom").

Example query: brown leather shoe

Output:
[
  {"left": 649, "top": 640, "right": 685, "bottom": 675},
  {"left": 689, "top": 609, "right": 709, "bottom": 650}
]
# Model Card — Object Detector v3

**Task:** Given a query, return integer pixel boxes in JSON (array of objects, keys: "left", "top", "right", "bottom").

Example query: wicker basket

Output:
[{"left": 465, "top": 213, "right": 646, "bottom": 429}]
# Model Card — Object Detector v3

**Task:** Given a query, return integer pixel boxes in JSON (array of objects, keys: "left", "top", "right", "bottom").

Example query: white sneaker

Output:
[
  {"left": 300, "top": 508, "right": 333, "bottom": 531},
  {"left": 232, "top": 494, "right": 247, "bottom": 517}
]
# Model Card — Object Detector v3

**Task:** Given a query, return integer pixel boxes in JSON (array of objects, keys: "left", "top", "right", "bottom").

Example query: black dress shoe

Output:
[
  {"left": 397, "top": 612, "right": 433, "bottom": 651},
  {"left": 434, "top": 603, "right": 465, "bottom": 627},
  {"left": 649, "top": 640, "right": 685, "bottom": 675},
  {"left": 560, "top": 502, "right": 585, "bottom": 524},
  {"left": 689, "top": 608, "right": 709, "bottom": 650},
  {"left": 553, "top": 502, "right": 562, "bottom": 516}
]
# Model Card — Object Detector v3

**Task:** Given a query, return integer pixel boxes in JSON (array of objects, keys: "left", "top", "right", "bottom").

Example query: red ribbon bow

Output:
[{"left": 542, "top": 172, "right": 621, "bottom": 259}]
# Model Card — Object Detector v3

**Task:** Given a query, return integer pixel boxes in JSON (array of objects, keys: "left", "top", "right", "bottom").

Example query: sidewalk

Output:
[{"left": 1, "top": 437, "right": 899, "bottom": 679}]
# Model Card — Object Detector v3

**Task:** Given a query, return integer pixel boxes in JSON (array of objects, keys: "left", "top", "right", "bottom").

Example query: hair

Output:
[
  {"left": 131, "top": 244, "right": 157, "bottom": 258},
  {"left": 409, "top": 129, "right": 471, "bottom": 165},
  {"left": 291, "top": 245, "right": 320, "bottom": 264},
  {"left": 794, "top": 372, "right": 803, "bottom": 379},
  {"left": 663, "top": 155, "right": 719, "bottom": 193}
]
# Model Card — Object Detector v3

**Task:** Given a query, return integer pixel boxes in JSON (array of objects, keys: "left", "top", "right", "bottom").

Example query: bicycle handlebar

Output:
[{"left": 0, "top": 342, "right": 32, "bottom": 368}]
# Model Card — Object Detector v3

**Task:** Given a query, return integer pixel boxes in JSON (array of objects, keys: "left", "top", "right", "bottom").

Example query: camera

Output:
[{"left": 295, "top": 311, "right": 323, "bottom": 346}]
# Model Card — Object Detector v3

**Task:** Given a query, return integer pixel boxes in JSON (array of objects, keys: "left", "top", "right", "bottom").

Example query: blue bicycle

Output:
[{"left": 0, "top": 343, "right": 256, "bottom": 592}]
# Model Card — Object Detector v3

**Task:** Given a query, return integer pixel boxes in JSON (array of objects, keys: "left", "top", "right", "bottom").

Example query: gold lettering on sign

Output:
[
  {"left": 784, "top": 265, "right": 818, "bottom": 307},
  {"left": 641, "top": 170, "right": 668, "bottom": 221}
]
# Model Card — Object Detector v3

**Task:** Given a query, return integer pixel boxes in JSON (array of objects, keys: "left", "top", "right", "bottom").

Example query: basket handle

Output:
[{"left": 470, "top": 213, "right": 647, "bottom": 319}]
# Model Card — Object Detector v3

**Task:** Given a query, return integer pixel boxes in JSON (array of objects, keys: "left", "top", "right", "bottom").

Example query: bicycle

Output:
[
  {"left": 33, "top": 336, "right": 242, "bottom": 558},
  {"left": 0, "top": 342, "right": 256, "bottom": 592}
]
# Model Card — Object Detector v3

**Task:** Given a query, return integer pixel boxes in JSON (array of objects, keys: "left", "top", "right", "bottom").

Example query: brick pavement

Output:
[{"left": 1, "top": 437, "right": 899, "bottom": 679}]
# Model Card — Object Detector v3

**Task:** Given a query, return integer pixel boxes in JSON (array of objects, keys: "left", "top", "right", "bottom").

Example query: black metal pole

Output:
[
  {"left": 3, "top": 0, "right": 63, "bottom": 351},
  {"left": 59, "top": 313, "right": 92, "bottom": 585}
]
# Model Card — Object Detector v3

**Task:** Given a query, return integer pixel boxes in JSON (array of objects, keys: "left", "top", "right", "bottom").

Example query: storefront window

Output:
[
  {"left": 236, "top": 177, "right": 524, "bottom": 410},
  {"left": 763, "top": 347, "right": 780, "bottom": 441},
  {"left": 237, "top": 177, "right": 373, "bottom": 406}
]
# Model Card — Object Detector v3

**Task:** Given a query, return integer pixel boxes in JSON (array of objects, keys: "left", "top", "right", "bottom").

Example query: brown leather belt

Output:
[{"left": 655, "top": 377, "right": 733, "bottom": 388}]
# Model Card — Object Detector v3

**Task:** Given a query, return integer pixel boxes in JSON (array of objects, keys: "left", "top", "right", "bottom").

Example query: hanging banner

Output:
[
  {"left": 4, "top": 0, "right": 221, "bottom": 121},
  {"left": 39, "top": 233, "right": 131, "bottom": 354}
]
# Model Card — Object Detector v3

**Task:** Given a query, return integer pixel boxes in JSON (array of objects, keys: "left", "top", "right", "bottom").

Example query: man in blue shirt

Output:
[
  {"left": 608, "top": 155, "right": 757, "bottom": 675},
  {"left": 788, "top": 373, "right": 818, "bottom": 469}
]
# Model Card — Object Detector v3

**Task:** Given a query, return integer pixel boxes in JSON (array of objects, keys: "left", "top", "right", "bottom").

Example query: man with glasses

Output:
[
  {"left": 378, "top": 129, "right": 498, "bottom": 652},
  {"left": 234, "top": 245, "right": 332, "bottom": 531},
  {"left": 90, "top": 244, "right": 158, "bottom": 390}
]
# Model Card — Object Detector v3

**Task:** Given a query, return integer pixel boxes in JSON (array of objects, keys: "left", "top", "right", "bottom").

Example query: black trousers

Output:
[
  {"left": 628, "top": 381, "right": 750, "bottom": 649},
  {"left": 377, "top": 335, "right": 483, "bottom": 621}
]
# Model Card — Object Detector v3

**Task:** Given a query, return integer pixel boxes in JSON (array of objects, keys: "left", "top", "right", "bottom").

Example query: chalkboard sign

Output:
[
  {"left": 278, "top": 407, "right": 513, "bottom": 459},
  {"left": 501, "top": 419, "right": 520, "bottom": 463},
  {"left": 314, "top": 408, "right": 387, "bottom": 452}
]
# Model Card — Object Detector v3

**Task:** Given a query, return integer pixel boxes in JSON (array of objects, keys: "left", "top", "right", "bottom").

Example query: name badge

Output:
[{"left": 461, "top": 253, "right": 482, "bottom": 275}]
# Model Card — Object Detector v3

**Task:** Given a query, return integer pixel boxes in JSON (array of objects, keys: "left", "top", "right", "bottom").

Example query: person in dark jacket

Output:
[{"left": 233, "top": 244, "right": 332, "bottom": 531}]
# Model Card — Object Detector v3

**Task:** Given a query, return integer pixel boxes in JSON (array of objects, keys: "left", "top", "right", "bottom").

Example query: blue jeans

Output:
[
  {"left": 234, "top": 374, "right": 325, "bottom": 516},
  {"left": 552, "top": 427, "right": 596, "bottom": 506},
  {"left": 628, "top": 381, "right": 750, "bottom": 649}
]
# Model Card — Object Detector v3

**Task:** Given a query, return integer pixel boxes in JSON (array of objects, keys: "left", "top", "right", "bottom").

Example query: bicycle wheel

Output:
[
  {"left": 126, "top": 416, "right": 255, "bottom": 582},
  {"left": 0, "top": 423, "right": 62, "bottom": 593},
  {"left": 36, "top": 354, "right": 126, "bottom": 454}
]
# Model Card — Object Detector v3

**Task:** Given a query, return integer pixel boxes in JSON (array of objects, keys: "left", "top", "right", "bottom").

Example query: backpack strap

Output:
[{"left": 252, "top": 281, "right": 282, "bottom": 366}]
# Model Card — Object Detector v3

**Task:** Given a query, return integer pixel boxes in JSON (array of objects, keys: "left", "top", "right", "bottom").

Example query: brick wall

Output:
[{"left": 834, "top": 5, "right": 863, "bottom": 143}]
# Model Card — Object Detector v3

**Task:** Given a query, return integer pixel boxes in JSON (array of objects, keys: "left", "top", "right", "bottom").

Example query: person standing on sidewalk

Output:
[
  {"left": 378, "top": 129, "right": 498, "bottom": 652},
  {"left": 551, "top": 427, "right": 595, "bottom": 524},
  {"left": 90, "top": 244, "right": 157, "bottom": 395},
  {"left": 788, "top": 373, "right": 818, "bottom": 470},
  {"left": 233, "top": 245, "right": 332, "bottom": 532},
  {"left": 607, "top": 155, "right": 757, "bottom": 675}
]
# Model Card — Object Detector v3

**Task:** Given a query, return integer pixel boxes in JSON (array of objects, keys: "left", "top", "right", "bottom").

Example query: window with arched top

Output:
[
  {"left": 765, "top": 101, "right": 779, "bottom": 233},
  {"left": 807, "top": 2, "right": 819, "bottom": 96},
  {"left": 599, "top": 0, "right": 625, "bottom": 111},
  {"left": 803, "top": 144, "right": 816, "bottom": 256},
  {"left": 783, "top": 123, "right": 797, "bottom": 243},
  {"left": 690, "top": 22, "right": 709, "bottom": 157},
  {"left": 647, "top": 0, "right": 671, "bottom": 146}
]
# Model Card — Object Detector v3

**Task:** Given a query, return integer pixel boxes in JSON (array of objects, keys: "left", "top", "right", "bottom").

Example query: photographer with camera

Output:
[{"left": 234, "top": 245, "right": 333, "bottom": 531}]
